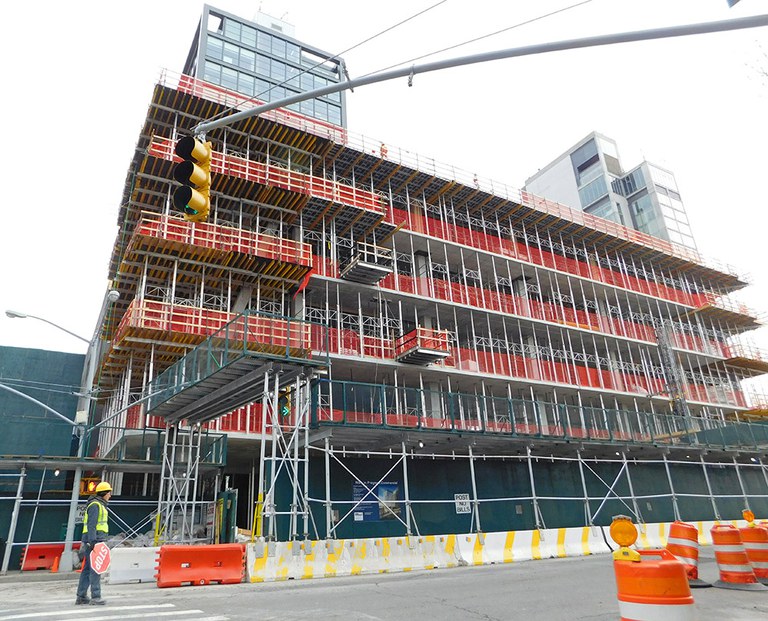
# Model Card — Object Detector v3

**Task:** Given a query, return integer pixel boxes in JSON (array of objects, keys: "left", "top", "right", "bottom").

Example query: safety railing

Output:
[
  {"left": 145, "top": 309, "right": 327, "bottom": 411},
  {"left": 312, "top": 379, "right": 768, "bottom": 452},
  {"left": 394, "top": 327, "right": 452, "bottom": 358},
  {"left": 133, "top": 213, "right": 312, "bottom": 267},
  {"left": 149, "top": 135, "right": 386, "bottom": 216}
]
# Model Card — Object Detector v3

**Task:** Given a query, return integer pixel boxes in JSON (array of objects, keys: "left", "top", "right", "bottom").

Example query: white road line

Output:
[
  {"left": 77, "top": 611, "right": 206, "bottom": 621},
  {"left": 0, "top": 604, "right": 175, "bottom": 620}
]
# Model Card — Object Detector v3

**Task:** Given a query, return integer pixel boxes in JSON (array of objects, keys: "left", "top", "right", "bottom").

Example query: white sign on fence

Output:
[{"left": 454, "top": 493, "right": 471, "bottom": 514}]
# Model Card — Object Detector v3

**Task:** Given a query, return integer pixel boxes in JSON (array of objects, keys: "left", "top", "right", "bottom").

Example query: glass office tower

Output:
[{"left": 182, "top": 4, "right": 347, "bottom": 127}]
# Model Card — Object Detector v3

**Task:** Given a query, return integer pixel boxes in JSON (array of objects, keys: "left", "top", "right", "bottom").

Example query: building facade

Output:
[
  {"left": 182, "top": 4, "right": 346, "bottom": 127},
  {"left": 89, "top": 8, "right": 768, "bottom": 541},
  {"left": 524, "top": 132, "right": 698, "bottom": 251}
]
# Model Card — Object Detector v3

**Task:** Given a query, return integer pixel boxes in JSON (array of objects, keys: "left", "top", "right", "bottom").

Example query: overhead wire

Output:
[
  {"left": 202, "top": 0, "right": 450, "bottom": 127},
  {"left": 359, "top": 0, "right": 596, "bottom": 78}
]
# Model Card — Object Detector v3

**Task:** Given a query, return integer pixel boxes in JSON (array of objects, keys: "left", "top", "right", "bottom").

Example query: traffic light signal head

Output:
[{"left": 173, "top": 136, "right": 212, "bottom": 222}]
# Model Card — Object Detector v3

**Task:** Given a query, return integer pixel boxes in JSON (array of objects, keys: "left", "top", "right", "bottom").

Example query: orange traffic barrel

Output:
[
  {"left": 666, "top": 520, "right": 709, "bottom": 588},
  {"left": 711, "top": 524, "right": 767, "bottom": 591},
  {"left": 740, "top": 524, "right": 768, "bottom": 586},
  {"left": 614, "top": 548, "right": 697, "bottom": 621}
]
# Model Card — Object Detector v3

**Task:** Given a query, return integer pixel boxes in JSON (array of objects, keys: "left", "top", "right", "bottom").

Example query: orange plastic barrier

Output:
[
  {"left": 711, "top": 524, "right": 767, "bottom": 591},
  {"left": 21, "top": 543, "right": 81, "bottom": 571},
  {"left": 155, "top": 544, "right": 245, "bottom": 588},
  {"left": 666, "top": 521, "right": 709, "bottom": 588},
  {"left": 614, "top": 548, "right": 696, "bottom": 621},
  {"left": 740, "top": 525, "right": 768, "bottom": 586}
]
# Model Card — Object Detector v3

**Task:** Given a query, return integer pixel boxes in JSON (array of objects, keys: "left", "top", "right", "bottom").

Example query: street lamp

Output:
[
  {"left": 5, "top": 287, "right": 120, "bottom": 571},
  {"left": 5, "top": 310, "right": 90, "bottom": 344}
]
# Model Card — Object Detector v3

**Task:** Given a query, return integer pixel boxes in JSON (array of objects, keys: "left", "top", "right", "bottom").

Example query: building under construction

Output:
[{"left": 90, "top": 7, "right": 768, "bottom": 543}]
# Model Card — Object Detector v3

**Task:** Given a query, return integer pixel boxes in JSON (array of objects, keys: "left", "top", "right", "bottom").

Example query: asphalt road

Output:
[{"left": 1, "top": 548, "right": 767, "bottom": 620}]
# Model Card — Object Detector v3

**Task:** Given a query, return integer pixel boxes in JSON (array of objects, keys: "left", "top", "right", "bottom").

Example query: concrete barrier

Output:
[
  {"left": 244, "top": 517, "right": 764, "bottom": 583},
  {"left": 106, "top": 547, "right": 159, "bottom": 584}
]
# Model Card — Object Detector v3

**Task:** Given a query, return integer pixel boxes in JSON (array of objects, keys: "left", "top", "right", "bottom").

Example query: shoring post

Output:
[
  {"left": 401, "top": 441, "right": 413, "bottom": 537},
  {"left": 302, "top": 379, "right": 311, "bottom": 539},
  {"left": 255, "top": 370, "right": 271, "bottom": 540},
  {"left": 733, "top": 456, "right": 750, "bottom": 512},
  {"left": 526, "top": 445, "right": 545, "bottom": 530},
  {"left": 699, "top": 453, "right": 721, "bottom": 520},
  {"left": 324, "top": 436, "right": 333, "bottom": 540},
  {"left": 468, "top": 445, "right": 482, "bottom": 537},
  {"left": 662, "top": 451, "right": 682, "bottom": 521},
  {"left": 1, "top": 466, "right": 26, "bottom": 575},
  {"left": 267, "top": 372, "right": 281, "bottom": 541},
  {"left": 576, "top": 450, "right": 594, "bottom": 525},
  {"left": 622, "top": 452, "right": 643, "bottom": 525}
]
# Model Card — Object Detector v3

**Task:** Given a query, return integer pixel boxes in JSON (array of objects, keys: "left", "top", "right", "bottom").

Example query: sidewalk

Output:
[{"left": 0, "top": 569, "right": 77, "bottom": 583}]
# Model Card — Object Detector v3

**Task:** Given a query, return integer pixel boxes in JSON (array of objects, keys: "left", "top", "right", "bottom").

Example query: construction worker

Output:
[{"left": 75, "top": 481, "right": 112, "bottom": 606}]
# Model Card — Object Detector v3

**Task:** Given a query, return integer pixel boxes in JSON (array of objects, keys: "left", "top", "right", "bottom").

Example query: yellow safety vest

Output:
[{"left": 82, "top": 500, "right": 109, "bottom": 534}]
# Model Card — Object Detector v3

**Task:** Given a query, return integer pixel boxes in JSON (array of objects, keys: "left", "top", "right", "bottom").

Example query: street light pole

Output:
[
  {"left": 60, "top": 288, "right": 120, "bottom": 571},
  {"left": 6, "top": 288, "right": 120, "bottom": 572}
]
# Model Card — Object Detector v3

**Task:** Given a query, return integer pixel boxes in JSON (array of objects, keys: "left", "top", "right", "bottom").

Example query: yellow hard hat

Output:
[{"left": 95, "top": 481, "right": 112, "bottom": 494}]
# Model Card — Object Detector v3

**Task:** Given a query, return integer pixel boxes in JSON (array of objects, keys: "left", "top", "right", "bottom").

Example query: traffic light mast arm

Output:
[{"left": 194, "top": 13, "right": 768, "bottom": 136}]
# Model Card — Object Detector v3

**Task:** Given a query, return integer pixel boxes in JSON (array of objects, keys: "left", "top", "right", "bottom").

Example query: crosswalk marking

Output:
[{"left": 0, "top": 604, "right": 175, "bottom": 620}]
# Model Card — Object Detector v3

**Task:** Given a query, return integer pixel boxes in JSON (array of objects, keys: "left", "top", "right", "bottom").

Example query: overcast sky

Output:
[{"left": 1, "top": 0, "right": 766, "bottom": 388}]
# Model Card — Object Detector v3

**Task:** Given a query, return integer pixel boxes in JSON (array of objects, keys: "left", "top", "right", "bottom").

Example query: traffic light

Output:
[
  {"left": 173, "top": 136, "right": 212, "bottom": 222},
  {"left": 80, "top": 478, "right": 99, "bottom": 496}
]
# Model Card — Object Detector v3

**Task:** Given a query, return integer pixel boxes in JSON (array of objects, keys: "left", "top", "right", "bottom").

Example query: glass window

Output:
[
  {"left": 207, "top": 36, "right": 223, "bottom": 61},
  {"left": 585, "top": 197, "right": 619, "bottom": 222},
  {"left": 578, "top": 176, "right": 608, "bottom": 207},
  {"left": 203, "top": 61, "right": 222, "bottom": 84},
  {"left": 577, "top": 160, "right": 603, "bottom": 186},
  {"left": 571, "top": 139, "right": 598, "bottom": 170},
  {"left": 255, "top": 79, "right": 272, "bottom": 99},
  {"left": 284, "top": 64, "right": 300, "bottom": 87},
  {"left": 223, "top": 42, "right": 239, "bottom": 66},
  {"left": 270, "top": 59, "right": 286, "bottom": 81},
  {"left": 239, "top": 48, "right": 255, "bottom": 72},
  {"left": 301, "top": 73, "right": 314, "bottom": 90},
  {"left": 328, "top": 105, "right": 342, "bottom": 125},
  {"left": 315, "top": 99, "right": 328, "bottom": 120},
  {"left": 272, "top": 37, "right": 286, "bottom": 59},
  {"left": 286, "top": 42, "right": 300, "bottom": 62},
  {"left": 238, "top": 73, "right": 255, "bottom": 96},
  {"left": 256, "top": 55, "right": 271, "bottom": 77},
  {"left": 241, "top": 25, "right": 257, "bottom": 48},
  {"left": 221, "top": 66, "right": 238, "bottom": 91},
  {"left": 223, "top": 18, "right": 241, "bottom": 41},
  {"left": 257, "top": 32, "right": 271, "bottom": 53},
  {"left": 300, "top": 100, "right": 313, "bottom": 115}
]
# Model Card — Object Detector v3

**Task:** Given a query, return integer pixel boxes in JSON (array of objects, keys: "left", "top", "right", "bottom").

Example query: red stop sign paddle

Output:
[{"left": 90, "top": 542, "right": 111, "bottom": 575}]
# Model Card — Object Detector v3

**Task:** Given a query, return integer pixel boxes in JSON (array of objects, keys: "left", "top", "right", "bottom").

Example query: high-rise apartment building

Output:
[
  {"left": 524, "top": 131, "right": 697, "bottom": 251},
  {"left": 88, "top": 7, "right": 767, "bottom": 542}
]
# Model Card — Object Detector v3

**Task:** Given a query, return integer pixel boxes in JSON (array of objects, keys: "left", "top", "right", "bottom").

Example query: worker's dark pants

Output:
[{"left": 76, "top": 546, "right": 101, "bottom": 599}]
